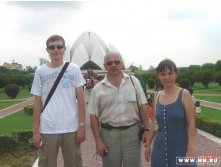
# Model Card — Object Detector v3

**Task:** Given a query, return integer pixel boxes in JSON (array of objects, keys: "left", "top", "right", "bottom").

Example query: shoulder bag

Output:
[{"left": 129, "top": 75, "right": 145, "bottom": 141}]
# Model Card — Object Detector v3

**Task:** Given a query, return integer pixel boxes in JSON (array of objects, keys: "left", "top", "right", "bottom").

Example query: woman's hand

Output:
[{"left": 144, "top": 145, "right": 151, "bottom": 162}]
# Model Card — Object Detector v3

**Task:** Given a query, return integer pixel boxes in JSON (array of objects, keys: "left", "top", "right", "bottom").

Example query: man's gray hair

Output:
[
  {"left": 104, "top": 51, "right": 125, "bottom": 69},
  {"left": 104, "top": 51, "right": 123, "bottom": 63}
]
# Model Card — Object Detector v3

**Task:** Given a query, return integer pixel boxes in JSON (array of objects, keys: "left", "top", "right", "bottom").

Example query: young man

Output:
[
  {"left": 31, "top": 35, "right": 86, "bottom": 167},
  {"left": 88, "top": 51, "right": 149, "bottom": 167}
]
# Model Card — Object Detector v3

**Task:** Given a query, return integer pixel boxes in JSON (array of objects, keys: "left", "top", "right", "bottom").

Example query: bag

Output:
[
  {"left": 138, "top": 122, "right": 144, "bottom": 141},
  {"left": 129, "top": 75, "right": 145, "bottom": 141}
]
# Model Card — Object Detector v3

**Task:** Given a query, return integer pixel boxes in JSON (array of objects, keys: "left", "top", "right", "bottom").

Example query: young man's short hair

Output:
[{"left": 46, "top": 35, "right": 65, "bottom": 47}]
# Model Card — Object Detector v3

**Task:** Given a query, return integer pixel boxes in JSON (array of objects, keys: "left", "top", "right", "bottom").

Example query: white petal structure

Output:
[{"left": 70, "top": 31, "right": 109, "bottom": 70}]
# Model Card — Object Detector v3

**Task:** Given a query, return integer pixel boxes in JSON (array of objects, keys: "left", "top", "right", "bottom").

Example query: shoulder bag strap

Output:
[
  {"left": 129, "top": 75, "right": 142, "bottom": 123},
  {"left": 41, "top": 62, "right": 70, "bottom": 113}
]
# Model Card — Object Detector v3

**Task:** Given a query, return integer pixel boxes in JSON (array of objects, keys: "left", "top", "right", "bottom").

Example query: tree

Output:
[
  {"left": 201, "top": 63, "right": 215, "bottom": 72},
  {"left": 0, "top": 66, "right": 9, "bottom": 73},
  {"left": 213, "top": 71, "right": 221, "bottom": 86},
  {"left": 200, "top": 63, "right": 214, "bottom": 88},
  {"left": 179, "top": 79, "right": 191, "bottom": 89},
  {"left": 24, "top": 66, "right": 37, "bottom": 73},
  {"left": 147, "top": 79, "right": 156, "bottom": 89},
  {"left": 201, "top": 71, "right": 213, "bottom": 88},
  {"left": 215, "top": 60, "right": 221, "bottom": 71}
]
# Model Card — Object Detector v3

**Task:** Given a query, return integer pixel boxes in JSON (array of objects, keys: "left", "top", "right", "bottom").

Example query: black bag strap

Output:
[
  {"left": 129, "top": 75, "right": 142, "bottom": 123},
  {"left": 41, "top": 62, "right": 69, "bottom": 113}
]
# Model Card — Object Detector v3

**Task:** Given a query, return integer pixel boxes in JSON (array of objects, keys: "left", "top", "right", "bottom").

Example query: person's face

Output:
[
  {"left": 104, "top": 53, "right": 122, "bottom": 76},
  {"left": 157, "top": 68, "right": 177, "bottom": 88},
  {"left": 46, "top": 40, "right": 66, "bottom": 61}
]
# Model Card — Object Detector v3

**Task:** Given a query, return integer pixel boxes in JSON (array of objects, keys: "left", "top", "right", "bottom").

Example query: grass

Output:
[
  {"left": 195, "top": 95, "right": 221, "bottom": 103},
  {"left": 0, "top": 110, "right": 36, "bottom": 166},
  {"left": 148, "top": 82, "right": 221, "bottom": 103},
  {"left": 193, "top": 82, "right": 221, "bottom": 94},
  {"left": 0, "top": 88, "right": 31, "bottom": 100},
  {"left": 0, "top": 100, "right": 26, "bottom": 110},
  {"left": 0, "top": 145, "right": 38, "bottom": 167},
  {"left": 197, "top": 106, "right": 221, "bottom": 122},
  {"left": 0, "top": 88, "right": 32, "bottom": 110},
  {"left": 0, "top": 110, "right": 33, "bottom": 135}
]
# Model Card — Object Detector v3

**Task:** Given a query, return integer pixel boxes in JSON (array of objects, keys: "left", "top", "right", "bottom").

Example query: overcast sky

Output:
[{"left": 1, "top": 0, "right": 221, "bottom": 69}]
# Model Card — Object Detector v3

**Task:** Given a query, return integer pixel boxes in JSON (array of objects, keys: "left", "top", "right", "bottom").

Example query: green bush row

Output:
[
  {"left": 195, "top": 114, "right": 221, "bottom": 137},
  {"left": 24, "top": 105, "right": 33, "bottom": 115},
  {"left": 0, "top": 130, "right": 32, "bottom": 155}
]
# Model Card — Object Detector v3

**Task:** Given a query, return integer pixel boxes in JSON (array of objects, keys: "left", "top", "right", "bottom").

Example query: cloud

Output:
[
  {"left": 8, "top": 1, "right": 83, "bottom": 10},
  {"left": 0, "top": 0, "right": 221, "bottom": 69}
]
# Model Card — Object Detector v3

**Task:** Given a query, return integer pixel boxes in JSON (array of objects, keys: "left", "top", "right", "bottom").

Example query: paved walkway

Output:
[
  {"left": 200, "top": 100, "right": 221, "bottom": 110},
  {"left": 0, "top": 97, "right": 34, "bottom": 118},
  {"left": 1, "top": 97, "right": 221, "bottom": 166}
]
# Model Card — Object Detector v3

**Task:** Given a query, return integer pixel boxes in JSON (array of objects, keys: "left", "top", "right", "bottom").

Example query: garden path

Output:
[{"left": 0, "top": 97, "right": 34, "bottom": 118}]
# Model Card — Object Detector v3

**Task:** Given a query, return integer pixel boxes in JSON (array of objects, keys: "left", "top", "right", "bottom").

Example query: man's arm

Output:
[
  {"left": 75, "top": 86, "right": 86, "bottom": 144},
  {"left": 90, "top": 115, "right": 107, "bottom": 157},
  {"left": 139, "top": 104, "right": 150, "bottom": 142},
  {"left": 32, "top": 96, "right": 43, "bottom": 148}
]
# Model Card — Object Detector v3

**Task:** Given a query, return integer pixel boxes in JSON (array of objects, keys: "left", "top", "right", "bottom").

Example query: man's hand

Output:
[
  {"left": 96, "top": 140, "right": 108, "bottom": 157},
  {"left": 76, "top": 127, "right": 86, "bottom": 144},
  {"left": 32, "top": 133, "right": 44, "bottom": 149}
]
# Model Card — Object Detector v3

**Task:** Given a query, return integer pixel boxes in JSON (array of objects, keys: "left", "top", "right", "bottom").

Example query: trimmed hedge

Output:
[
  {"left": 24, "top": 105, "right": 33, "bottom": 116},
  {"left": 0, "top": 130, "right": 32, "bottom": 155},
  {"left": 0, "top": 135, "right": 19, "bottom": 154},
  {"left": 4, "top": 84, "right": 20, "bottom": 99},
  {"left": 195, "top": 114, "right": 221, "bottom": 137}
]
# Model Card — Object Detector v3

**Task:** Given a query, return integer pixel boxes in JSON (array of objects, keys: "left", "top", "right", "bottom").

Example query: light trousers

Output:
[
  {"left": 101, "top": 124, "right": 141, "bottom": 167},
  {"left": 38, "top": 132, "right": 82, "bottom": 167}
]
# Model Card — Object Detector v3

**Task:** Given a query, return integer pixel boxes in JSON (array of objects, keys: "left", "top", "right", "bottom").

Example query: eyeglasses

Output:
[
  {"left": 47, "top": 45, "right": 64, "bottom": 50},
  {"left": 106, "top": 60, "right": 121, "bottom": 66}
]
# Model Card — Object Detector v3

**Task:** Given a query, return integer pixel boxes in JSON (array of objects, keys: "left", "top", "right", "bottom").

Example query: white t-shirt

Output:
[{"left": 31, "top": 62, "right": 85, "bottom": 134}]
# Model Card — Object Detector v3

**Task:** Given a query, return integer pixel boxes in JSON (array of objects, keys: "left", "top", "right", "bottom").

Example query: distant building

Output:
[
  {"left": 39, "top": 58, "right": 49, "bottom": 65},
  {"left": 68, "top": 31, "right": 130, "bottom": 78},
  {"left": 3, "top": 60, "right": 22, "bottom": 70}
]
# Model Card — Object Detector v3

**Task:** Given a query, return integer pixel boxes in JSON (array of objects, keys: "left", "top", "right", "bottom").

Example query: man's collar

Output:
[{"left": 102, "top": 72, "right": 129, "bottom": 85}]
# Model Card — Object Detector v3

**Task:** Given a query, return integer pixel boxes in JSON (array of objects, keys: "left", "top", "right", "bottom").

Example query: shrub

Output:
[
  {"left": 11, "top": 130, "right": 32, "bottom": 145},
  {"left": 4, "top": 84, "right": 20, "bottom": 99},
  {"left": 0, "top": 130, "right": 32, "bottom": 155},
  {"left": 195, "top": 115, "right": 221, "bottom": 138},
  {"left": 179, "top": 79, "right": 191, "bottom": 89},
  {"left": 24, "top": 105, "right": 33, "bottom": 116},
  {"left": 147, "top": 79, "right": 156, "bottom": 89},
  {"left": 0, "top": 135, "right": 19, "bottom": 155},
  {"left": 195, "top": 100, "right": 200, "bottom": 107},
  {"left": 27, "top": 84, "right": 32, "bottom": 92}
]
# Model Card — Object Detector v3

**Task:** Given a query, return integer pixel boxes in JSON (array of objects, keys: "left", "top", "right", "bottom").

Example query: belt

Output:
[{"left": 101, "top": 122, "right": 137, "bottom": 130}]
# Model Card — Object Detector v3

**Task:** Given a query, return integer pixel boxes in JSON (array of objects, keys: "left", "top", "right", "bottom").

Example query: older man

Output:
[{"left": 88, "top": 51, "right": 149, "bottom": 167}]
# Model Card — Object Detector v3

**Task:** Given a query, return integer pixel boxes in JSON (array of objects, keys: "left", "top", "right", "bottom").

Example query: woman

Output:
[{"left": 144, "top": 59, "right": 196, "bottom": 167}]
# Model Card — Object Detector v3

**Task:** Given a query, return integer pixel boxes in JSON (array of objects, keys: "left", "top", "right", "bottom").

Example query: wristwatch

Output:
[{"left": 79, "top": 122, "right": 86, "bottom": 128}]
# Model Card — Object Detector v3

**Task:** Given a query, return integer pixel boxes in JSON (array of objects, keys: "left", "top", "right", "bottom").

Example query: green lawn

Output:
[
  {"left": 0, "top": 110, "right": 32, "bottom": 135},
  {"left": 0, "top": 100, "right": 26, "bottom": 110},
  {"left": 197, "top": 106, "right": 221, "bottom": 122},
  {"left": 0, "top": 88, "right": 31, "bottom": 100},
  {"left": 193, "top": 82, "right": 221, "bottom": 94},
  {"left": 0, "top": 88, "right": 32, "bottom": 110},
  {"left": 195, "top": 95, "right": 221, "bottom": 103}
]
